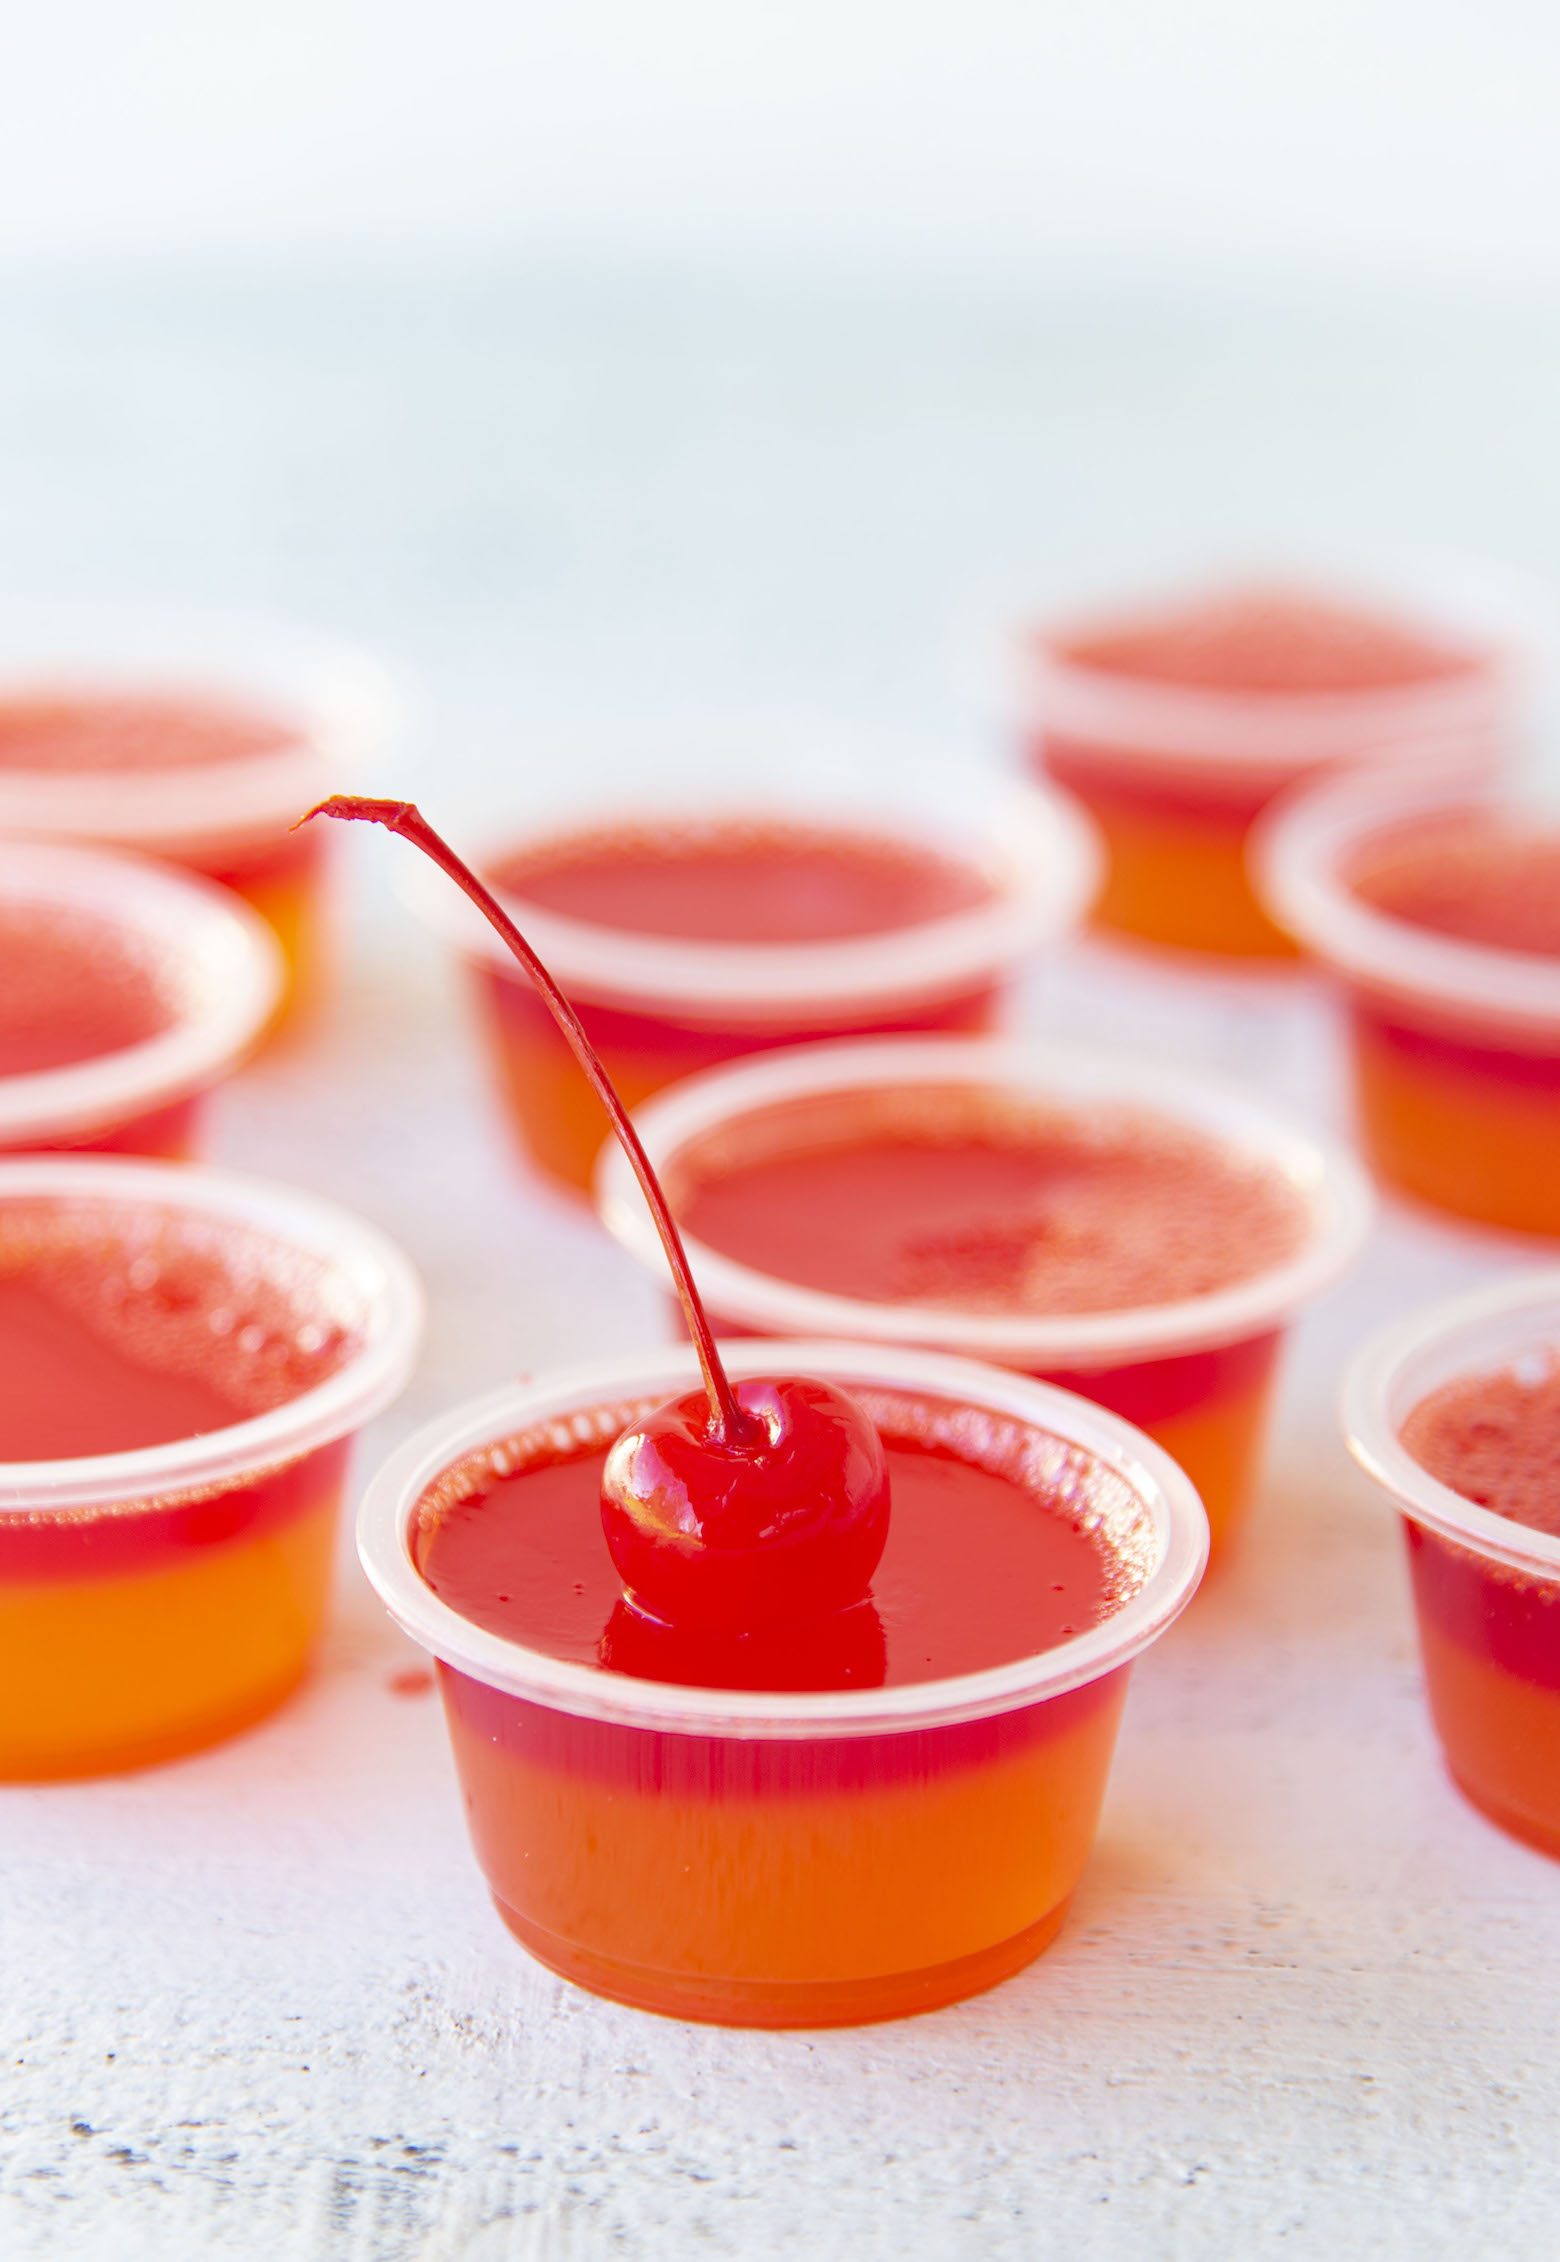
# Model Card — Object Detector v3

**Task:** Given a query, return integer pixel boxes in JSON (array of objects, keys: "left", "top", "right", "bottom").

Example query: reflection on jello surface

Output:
[
  {"left": 600, "top": 1040, "right": 1372, "bottom": 1556},
  {"left": 0, "top": 1158, "right": 421, "bottom": 1780},
  {"left": 1345, "top": 1276, "right": 1560, "bottom": 1861},
  {"left": 1018, "top": 576, "right": 1515, "bottom": 957},
  {"left": 359, "top": 1341, "right": 1207, "bottom": 2027}
]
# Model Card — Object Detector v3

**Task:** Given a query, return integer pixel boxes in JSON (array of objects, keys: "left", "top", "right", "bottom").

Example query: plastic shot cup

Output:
[
  {"left": 1344, "top": 1273, "right": 1560, "bottom": 1857},
  {"left": 1257, "top": 768, "right": 1560, "bottom": 1236},
  {"left": 0, "top": 1156, "right": 422, "bottom": 1779},
  {"left": 0, "top": 840, "right": 283, "bottom": 1159},
  {"left": 598, "top": 1038, "right": 1373, "bottom": 1557},
  {"left": 406, "top": 774, "right": 1099, "bottom": 1195},
  {"left": 1012, "top": 566, "right": 1519, "bottom": 958},
  {"left": 358, "top": 1338, "right": 1207, "bottom": 2028},
  {"left": 0, "top": 601, "right": 397, "bottom": 1017}
]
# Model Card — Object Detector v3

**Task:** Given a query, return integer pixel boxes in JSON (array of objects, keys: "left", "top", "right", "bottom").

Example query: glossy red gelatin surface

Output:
[
  {"left": 0, "top": 905, "right": 173, "bottom": 1078},
  {"left": 0, "top": 1198, "right": 359, "bottom": 1777},
  {"left": 490, "top": 818, "right": 994, "bottom": 944},
  {"left": 1348, "top": 818, "right": 1560, "bottom": 958},
  {"left": 1053, "top": 587, "right": 1485, "bottom": 696},
  {"left": 1400, "top": 1359, "right": 1560, "bottom": 1853},
  {"left": 0, "top": 691, "right": 294, "bottom": 771},
  {"left": 414, "top": 1384, "right": 1151, "bottom": 2023}
]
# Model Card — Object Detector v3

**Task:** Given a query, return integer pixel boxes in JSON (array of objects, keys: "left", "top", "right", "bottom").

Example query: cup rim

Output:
[
  {"left": 0, "top": 840, "right": 285, "bottom": 1141},
  {"left": 0, "top": 1155, "right": 424, "bottom": 1512},
  {"left": 400, "top": 779, "right": 1101, "bottom": 1020},
  {"left": 1252, "top": 765, "right": 1560, "bottom": 1040},
  {"left": 1341, "top": 1269, "right": 1560, "bottom": 1581},
  {"left": 596, "top": 1036, "right": 1375, "bottom": 1367},
  {"left": 0, "top": 599, "right": 399, "bottom": 851},
  {"left": 356, "top": 1337, "right": 1210, "bottom": 1739},
  {"left": 1009, "top": 557, "right": 1522, "bottom": 774}
]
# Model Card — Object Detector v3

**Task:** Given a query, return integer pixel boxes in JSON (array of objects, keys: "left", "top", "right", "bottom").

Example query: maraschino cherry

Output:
[{"left": 303, "top": 796, "right": 891, "bottom": 1639}]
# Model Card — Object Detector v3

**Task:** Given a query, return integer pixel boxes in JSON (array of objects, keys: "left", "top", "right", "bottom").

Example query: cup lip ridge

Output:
[
  {"left": 1341, "top": 1267, "right": 1560, "bottom": 1582},
  {"left": 1252, "top": 763, "right": 1560, "bottom": 1040},
  {"left": 356, "top": 1337, "right": 1210, "bottom": 1740},
  {"left": 0, "top": 839, "right": 285, "bottom": 1141},
  {"left": 400, "top": 777, "right": 1102, "bottom": 1018},
  {"left": 595, "top": 1035, "right": 1375, "bottom": 1369},
  {"left": 0, "top": 1154, "right": 425, "bottom": 1512}
]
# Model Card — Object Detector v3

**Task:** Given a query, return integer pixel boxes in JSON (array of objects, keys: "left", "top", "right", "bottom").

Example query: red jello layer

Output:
[
  {"left": 489, "top": 819, "right": 993, "bottom": 945},
  {"left": 415, "top": 1386, "right": 1149, "bottom": 1694},
  {"left": 671, "top": 1091, "right": 1307, "bottom": 1315},
  {"left": 1052, "top": 587, "right": 1487, "bottom": 696},
  {"left": 0, "top": 905, "right": 173, "bottom": 1075},
  {"left": 1348, "top": 819, "right": 1560, "bottom": 959},
  {"left": 0, "top": 1197, "right": 357, "bottom": 1466},
  {"left": 0, "top": 692, "right": 295, "bottom": 772}
]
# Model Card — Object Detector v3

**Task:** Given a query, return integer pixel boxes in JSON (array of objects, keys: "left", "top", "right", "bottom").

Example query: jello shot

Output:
[
  {"left": 0, "top": 840, "right": 282, "bottom": 1158},
  {"left": 1345, "top": 1272, "right": 1560, "bottom": 1857},
  {"left": 0, "top": 604, "right": 396, "bottom": 1013},
  {"left": 0, "top": 1155, "right": 421, "bottom": 1778},
  {"left": 599, "top": 1038, "right": 1372, "bottom": 1554},
  {"left": 359, "top": 1338, "right": 1207, "bottom": 2027},
  {"left": 409, "top": 781, "right": 1099, "bottom": 1193},
  {"left": 1015, "top": 574, "right": 1515, "bottom": 957},
  {"left": 1258, "top": 768, "right": 1560, "bottom": 1236}
]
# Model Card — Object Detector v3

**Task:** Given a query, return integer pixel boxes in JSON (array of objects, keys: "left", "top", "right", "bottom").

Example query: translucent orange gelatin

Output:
[
  {"left": 409, "top": 1387, "right": 1158, "bottom": 2024},
  {"left": 189, "top": 825, "right": 332, "bottom": 1022},
  {"left": 0, "top": 1194, "right": 362, "bottom": 1777}
]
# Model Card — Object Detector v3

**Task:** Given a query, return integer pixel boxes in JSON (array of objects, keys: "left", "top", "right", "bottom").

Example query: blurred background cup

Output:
[
  {"left": 0, "top": 599, "right": 400, "bottom": 1022},
  {"left": 0, "top": 840, "right": 282, "bottom": 1158},
  {"left": 597, "top": 1035, "right": 1373, "bottom": 1555},
  {"left": 410, "top": 719, "right": 1100, "bottom": 1193},
  {"left": 1256, "top": 763, "right": 1560, "bottom": 1235},
  {"left": 1343, "top": 1272, "right": 1560, "bottom": 1858},
  {"left": 1009, "top": 552, "right": 1530, "bottom": 960}
]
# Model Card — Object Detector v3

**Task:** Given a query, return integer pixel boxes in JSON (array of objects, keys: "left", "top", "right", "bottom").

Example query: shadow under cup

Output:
[
  {"left": 357, "top": 1342, "right": 1208, "bottom": 2028},
  {"left": 1344, "top": 1275, "right": 1560, "bottom": 1858},
  {"left": 597, "top": 1039, "right": 1374, "bottom": 1558},
  {"left": 0, "top": 1158, "right": 422, "bottom": 1779}
]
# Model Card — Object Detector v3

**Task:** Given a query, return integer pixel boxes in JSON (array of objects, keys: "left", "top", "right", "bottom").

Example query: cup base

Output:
[
  {"left": 1447, "top": 1767, "right": 1560, "bottom": 1863},
  {"left": 493, "top": 1895, "right": 1071, "bottom": 2028}
]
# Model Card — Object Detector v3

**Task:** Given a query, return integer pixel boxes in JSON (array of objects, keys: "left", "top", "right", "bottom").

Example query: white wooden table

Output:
[{"left": 3, "top": 264, "right": 1560, "bottom": 2258}]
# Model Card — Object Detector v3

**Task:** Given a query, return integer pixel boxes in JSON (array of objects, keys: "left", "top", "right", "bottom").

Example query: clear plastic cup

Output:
[
  {"left": 358, "top": 1337, "right": 1207, "bottom": 2027},
  {"left": 405, "top": 772, "right": 1100, "bottom": 1194},
  {"left": 0, "top": 840, "right": 283, "bottom": 1158},
  {"left": 0, "top": 600, "right": 398, "bottom": 1014},
  {"left": 598, "top": 1037, "right": 1373, "bottom": 1556},
  {"left": 1343, "top": 1272, "right": 1560, "bottom": 1856},
  {"left": 0, "top": 1155, "right": 423, "bottom": 1778},
  {"left": 1012, "top": 562, "right": 1521, "bottom": 957},
  {"left": 1256, "top": 766, "right": 1560, "bottom": 1235}
]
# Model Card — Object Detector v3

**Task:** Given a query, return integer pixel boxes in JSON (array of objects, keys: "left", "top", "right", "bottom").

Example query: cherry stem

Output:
[{"left": 299, "top": 794, "right": 759, "bottom": 1448}]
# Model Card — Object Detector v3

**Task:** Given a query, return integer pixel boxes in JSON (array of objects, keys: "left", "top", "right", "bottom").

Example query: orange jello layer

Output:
[
  {"left": 0, "top": 1197, "right": 362, "bottom": 1777},
  {"left": 0, "top": 904, "right": 174, "bottom": 1076},
  {"left": 1348, "top": 820, "right": 1560, "bottom": 957},
  {"left": 490, "top": 819, "right": 994, "bottom": 944},
  {"left": 673, "top": 1091, "right": 1306, "bottom": 1314}
]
